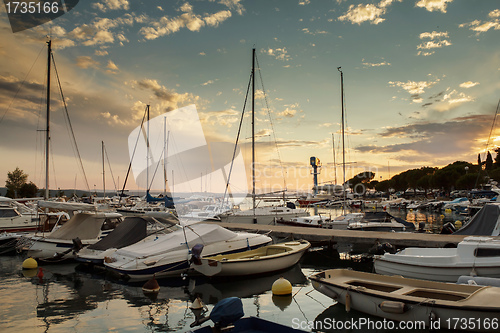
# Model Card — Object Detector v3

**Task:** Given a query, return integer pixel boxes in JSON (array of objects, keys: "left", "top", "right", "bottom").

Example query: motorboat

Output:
[
  {"left": 191, "top": 240, "right": 310, "bottom": 277},
  {"left": 103, "top": 223, "right": 272, "bottom": 281},
  {"left": 374, "top": 236, "right": 500, "bottom": 282},
  {"left": 310, "top": 268, "right": 500, "bottom": 332},
  {"left": 347, "top": 211, "right": 415, "bottom": 232},
  {"left": 217, "top": 205, "right": 309, "bottom": 225},
  {"left": 180, "top": 203, "right": 233, "bottom": 223},
  {"left": 276, "top": 215, "right": 329, "bottom": 228},
  {"left": 23, "top": 201, "right": 123, "bottom": 261},
  {"left": 0, "top": 196, "right": 44, "bottom": 233},
  {"left": 76, "top": 216, "right": 180, "bottom": 265},
  {"left": 321, "top": 213, "right": 362, "bottom": 229}
]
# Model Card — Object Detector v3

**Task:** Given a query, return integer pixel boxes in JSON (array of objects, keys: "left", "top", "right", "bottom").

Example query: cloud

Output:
[
  {"left": 92, "top": 0, "right": 130, "bottom": 12},
  {"left": 389, "top": 79, "right": 439, "bottom": 95},
  {"left": 302, "top": 28, "right": 328, "bottom": 35},
  {"left": 140, "top": 2, "right": 238, "bottom": 40},
  {"left": 354, "top": 114, "right": 492, "bottom": 160},
  {"left": 130, "top": 79, "right": 199, "bottom": 111},
  {"left": 459, "top": 81, "right": 479, "bottom": 88},
  {"left": 75, "top": 56, "right": 100, "bottom": 69},
  {"left": 459, "top": 10, "right": 500, "bottom": 34},
  {"left": 265, "top": 47, "right": 291, "bottom": 61},
  {"left": 299, "top": 0, "right": 311, "bottom": 5},
  {"left": 415, "top": 0, "right": 453, "bottom": 13},
  {"left": 338, "top": 0, "right": 402, "bottom": 25},
  {"left": 199, "top": 109, "right": 240, "bottom": 127},
  {"left": 417, "top": 30, "right": 451, "bottom": 56},
  {"left": 362, "top": 60, "right": 391, "bottom": 67}
]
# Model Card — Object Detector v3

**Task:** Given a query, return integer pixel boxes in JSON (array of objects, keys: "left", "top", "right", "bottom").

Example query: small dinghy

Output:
[
  {"left": 191, "top": 240, "right": 310, "bottom": 277},
  {"left": 310, "top": 269, "right": 500, "bottom": 332}
]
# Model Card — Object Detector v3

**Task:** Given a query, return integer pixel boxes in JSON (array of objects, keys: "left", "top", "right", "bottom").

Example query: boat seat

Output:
[{"left": 266, "top": 248, "right": 287, "bottom": 255}]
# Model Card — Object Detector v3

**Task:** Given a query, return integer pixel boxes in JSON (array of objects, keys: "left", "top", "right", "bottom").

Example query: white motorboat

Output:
[
  {"left": 0, "top": 196, "right": 41, "bottom": 233},
  {"left": 217, "top": 205, "right": 309, "bottom": 225},
  {"left": 76, "top": 216, "right": 180, "bottom": 265},
  {"left": 276, "top": 215, "right": 329, "bottom": 228},
  {"left": 24, "top": 205, "right": 123, "bottom": 262},
  {"left": 347, "top": 211, "right": 415, "bottom": 232},
  {"left": 321, "top": 213, "right": 362, "bottom": 229},
  {"left": 374, "top": 236, "right": 500, "bottom": 282},
  {"left": 180, "top": 203, "right": 233, "bottom": 223},
  {"left": 103, "top": 223, "right": 272, "bottom": 281},
  {"left": 310, "top": 268, "right": 500, "bottom": 332},
  {"left": 191, "top": 240, "right": 310, "bottom": 277}
]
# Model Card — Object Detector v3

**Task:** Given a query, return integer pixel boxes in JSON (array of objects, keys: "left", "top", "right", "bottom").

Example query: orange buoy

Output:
[
  {"left": 37, "top": 267, "right": 44, "bottom": 283},
  {"left": 142, "top": 275, "right": 160, "bottom": 293}
]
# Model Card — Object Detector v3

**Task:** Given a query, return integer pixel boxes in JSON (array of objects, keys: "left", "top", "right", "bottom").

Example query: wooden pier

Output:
[{"left": 208, "top": 222, "right": 494, "bottom": 250}]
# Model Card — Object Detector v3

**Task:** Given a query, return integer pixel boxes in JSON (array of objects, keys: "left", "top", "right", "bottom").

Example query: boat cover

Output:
[
  {"left": 454, "top": 203, "right": 500, "bottom": 236},
  {"left": 86, "top": 216, "right": 149, "bottom": 251},
  {"left": 47, "top": 213, "right": 106, "bottom": 240},
  {"left": 38, "top": 200, "right": 97, "bottom": 212},
  {"left": 116, "top": 223, "right": 238, "bottom": 258}
]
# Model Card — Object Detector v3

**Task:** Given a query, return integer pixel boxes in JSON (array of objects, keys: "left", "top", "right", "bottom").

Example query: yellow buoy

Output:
[
  {"left": 22, "top": 268, "right": 38, "bottom": 278},
  {"left": 455, "top": 220, "right": 463, "bottom": 229},
  {"left": 272, "top": 277, "right": 292, "bottom": 296},
  {"left": 22, "top": 257, "right": 38, "bottom": 270}
]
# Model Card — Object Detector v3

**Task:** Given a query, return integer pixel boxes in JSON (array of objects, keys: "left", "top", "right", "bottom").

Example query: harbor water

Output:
[{"left": 0, "top": 208, "right": 467, "bottom": 332}]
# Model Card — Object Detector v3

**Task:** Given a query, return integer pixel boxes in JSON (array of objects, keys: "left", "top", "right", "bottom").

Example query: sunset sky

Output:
[{"left": 1, "top": 0, "right": 500, "bottom": 195}]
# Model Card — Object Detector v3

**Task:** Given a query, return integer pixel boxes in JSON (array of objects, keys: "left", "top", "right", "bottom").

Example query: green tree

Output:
[
  {"left": 486, "top": 151, "right": 494, "bottom": 170},
  {"left": 5, "top": 167, "right": 28, "bottom": 198},
  {"left": 494, "top": 147, "right": 500, "bottom": 169},
  {"left": 18, "top": 182, "right": 39, "bottom": 198}
]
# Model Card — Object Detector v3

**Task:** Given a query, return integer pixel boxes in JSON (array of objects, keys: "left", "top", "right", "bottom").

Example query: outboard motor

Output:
[
  {"left": 190, "top": 244, "right": 204, "bottom": 265},
  {"left": 190, "top": 297, "right": 244, "bottom": 330},
  {"left": 440, "top": 222, "right": 456, "bottom": 234}
]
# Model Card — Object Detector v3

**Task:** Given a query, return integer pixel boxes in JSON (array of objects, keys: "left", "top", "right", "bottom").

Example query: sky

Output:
[{"left": 1, "top": 0, "right": 500, "bottom": 196}]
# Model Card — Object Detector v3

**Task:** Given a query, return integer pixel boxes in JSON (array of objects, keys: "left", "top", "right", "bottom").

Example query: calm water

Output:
[{"left": 0, "top": 208, "right": 466, "bottom": 333}]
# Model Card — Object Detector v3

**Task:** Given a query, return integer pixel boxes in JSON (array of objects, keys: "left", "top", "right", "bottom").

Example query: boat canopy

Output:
[
  {"left": 86, "top": 216, "right": 150, "bottom": 251},
  {"left": 47, "top": 212, "right": 107, "bottom": 240},
  {"left": 116, "top": 223, "right": 238, "bottom": 258},
  {"left": 38, "top": 200, "right": 97, "bottom": 212},
  {"left": 454, "top": 203, "right": 500, "bottom": 236}
]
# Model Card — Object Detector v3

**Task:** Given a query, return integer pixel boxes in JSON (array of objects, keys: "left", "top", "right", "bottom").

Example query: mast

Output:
[
  {"left": 332, "top": 133, "right": 337, "bottom": 185},
  {"left": 146, "top": 104, "right": 150, "bottom": 194},
  {"left": 45, "top": 40, "right": 51, "bottom": 200},
  {"left": 252, "top": 48, "right": 256, "bottom": 218},
  {"left": 102, "top": 141, "right": 105, "bottom": 199},
  {"left": 338, "top": 67, "right": 346, "bottom": 214}
]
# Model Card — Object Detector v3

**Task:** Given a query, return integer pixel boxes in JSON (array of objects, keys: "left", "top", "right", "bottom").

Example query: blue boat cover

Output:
[{"left": 209, "top": 297, "right": 244, "bottom": 326}]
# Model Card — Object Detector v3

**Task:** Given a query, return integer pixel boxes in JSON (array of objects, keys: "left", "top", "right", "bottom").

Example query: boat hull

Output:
[
  {"left": 310, "top": 269, "right": 500, "bottom": 332},
  {"left": 203, "top": 241, "right": 310, "bottom": 277}
]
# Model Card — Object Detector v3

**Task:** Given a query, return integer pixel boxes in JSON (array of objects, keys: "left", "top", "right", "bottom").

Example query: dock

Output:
[{"left": 208, "top": 222, "right": 492, "bottom": 250}]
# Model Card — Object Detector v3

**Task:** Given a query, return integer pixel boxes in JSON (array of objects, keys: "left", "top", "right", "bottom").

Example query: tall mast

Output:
[
  {"left": 102, "top": 141, "right": 105, "bottom": 198},
  {"left": 338, "top": 67, "right": 346, "bottom": 214},
  {"left": 45, "top": 40, "right": 51, "bottom": 200},
  {"left": 332, "top": 133, "right": 337, "bottom": 185},
  {"left": 163, "top": 116, "right": 167, "bottom": 194},
  {"left": 252, "top": 48, "right": 256, "bottom": 216},
  {"left": 146, "top": 104, "right": 150, "bottom": 193}
]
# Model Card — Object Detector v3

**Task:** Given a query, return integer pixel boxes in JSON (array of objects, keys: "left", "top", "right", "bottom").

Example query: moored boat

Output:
[
  {"left": 374, "top": 236, "right": 500, "bottom": 282},
  {"left": 310, "top": 268, "right": 500, "bottom": 332},
  {"left": 103, "top": 223, "right": 272, "bottom": 281},
  {"left": 191, "top": 240, "right": 310, "bottom": 277}
]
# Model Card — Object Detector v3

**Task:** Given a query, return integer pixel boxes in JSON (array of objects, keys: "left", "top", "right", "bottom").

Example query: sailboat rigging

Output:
[{"left": 217, "top": 48, "right": 308, "bottom": 224}]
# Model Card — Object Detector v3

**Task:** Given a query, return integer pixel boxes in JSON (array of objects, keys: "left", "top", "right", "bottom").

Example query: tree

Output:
[
  {"left": 494, "top": 147, "right": 500, "bottom": 169},
  {"left": 5, "top": 167, "right": 28, "bottom": 198},
  {"left": 486, "top": 151, "right": 493, "bottom": 170},
  {"left": 18, "top": 182, "right": 39, "bottom": 198}
]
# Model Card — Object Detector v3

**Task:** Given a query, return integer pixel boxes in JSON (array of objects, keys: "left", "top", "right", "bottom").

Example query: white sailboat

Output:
[{"left": 217, "top": 49, "right": 308, "bottom": 225}]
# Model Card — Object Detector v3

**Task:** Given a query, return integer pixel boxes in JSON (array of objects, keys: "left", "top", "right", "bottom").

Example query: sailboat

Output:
[{"left": 217, "top": 49, "right": 308, "bottom": 224}]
